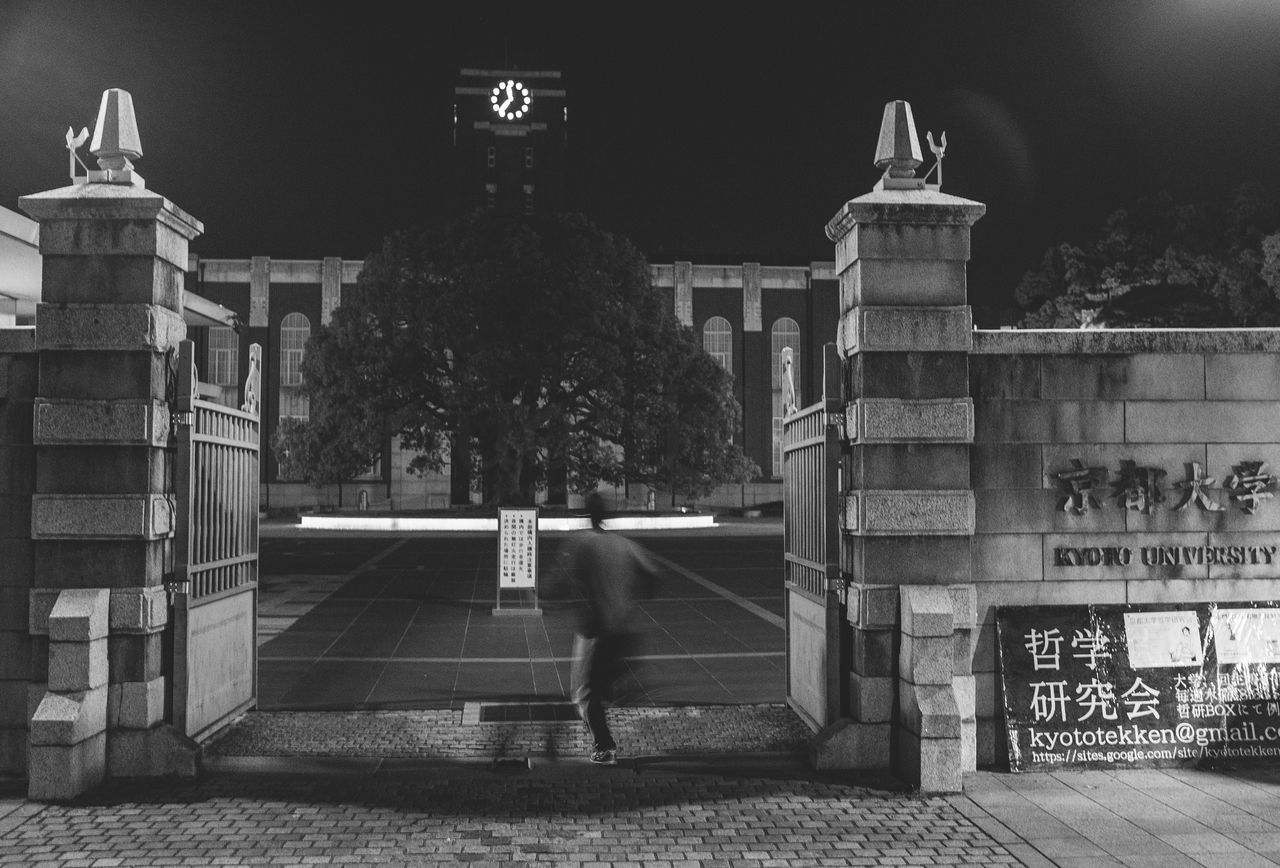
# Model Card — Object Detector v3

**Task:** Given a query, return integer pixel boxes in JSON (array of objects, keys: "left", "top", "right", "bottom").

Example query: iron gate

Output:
[
  {"left": 783, "top": 343, "right": 843, "bottom": 730},
  {"left": 171, "top": 339, "right": 261, "bottom": 740}
]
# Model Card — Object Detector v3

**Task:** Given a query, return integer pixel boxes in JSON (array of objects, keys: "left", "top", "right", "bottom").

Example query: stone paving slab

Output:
[
  {"left": 960, "top": 765, "right": 1280, "bottom": 867},
  {"left": 256, "top": 533, "right": 789, "bottom": 711}
]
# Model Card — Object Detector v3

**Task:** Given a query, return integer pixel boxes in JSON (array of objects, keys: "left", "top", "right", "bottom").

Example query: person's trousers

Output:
[{"left": 571, "top": 634, "right": 616, "bottom": 751}]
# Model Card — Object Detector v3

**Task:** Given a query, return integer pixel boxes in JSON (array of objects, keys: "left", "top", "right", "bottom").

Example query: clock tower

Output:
[{"left": 453, "top": 68, "right": 568, "bottom": 215}]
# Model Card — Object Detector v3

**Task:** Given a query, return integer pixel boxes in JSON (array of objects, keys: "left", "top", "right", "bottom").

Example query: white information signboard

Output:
[
  {"left": 498, "top": 508, "right": 538, "bottom": 588},
  {"left": 495, "top": 508, "right": 541, "bottom": 616}
]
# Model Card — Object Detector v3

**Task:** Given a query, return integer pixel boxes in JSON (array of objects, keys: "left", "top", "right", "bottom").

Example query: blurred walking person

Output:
[{"left": 557, "top": 492, "right": 658, "bottom": 765}]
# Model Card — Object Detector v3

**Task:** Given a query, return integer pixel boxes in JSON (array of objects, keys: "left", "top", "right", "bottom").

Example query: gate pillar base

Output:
[
  {"left": 809, "top": 719, "right": 891, "bottom": 770},
  {"left": 28, "top": 589, "right": 111, "bottom": 801},
  {"left": 898, "top": 729, "right": 963, "bottom": 794},
  {"left": 108, "top": 724, "right": 199, "bottom": 778},
  {"left": 28, "top": 732, "right": 106, "bottom": 802},
  {"left": 894, "top": 585, "right": 977, "bottom": 794}
]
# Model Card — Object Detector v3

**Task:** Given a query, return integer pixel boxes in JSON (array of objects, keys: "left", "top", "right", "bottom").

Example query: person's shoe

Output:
[{"left": 590, "top": 748, "right": 618, "bottom": 766}]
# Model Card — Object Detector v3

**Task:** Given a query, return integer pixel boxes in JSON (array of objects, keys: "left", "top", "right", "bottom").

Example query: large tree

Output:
[
  {"left": 283, "top": 210, "right": 757, "bottom": 506},
  {"left": 270, "top": 413, "right": 381, "bottom": 507},
  {"left": 1016, "top": 184, "right": 1280, "bottom": 328}
]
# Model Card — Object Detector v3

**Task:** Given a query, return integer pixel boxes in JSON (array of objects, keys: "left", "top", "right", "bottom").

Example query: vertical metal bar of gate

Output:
[{"left": 173, "top": 341, "right": 196, "bottom": 596}]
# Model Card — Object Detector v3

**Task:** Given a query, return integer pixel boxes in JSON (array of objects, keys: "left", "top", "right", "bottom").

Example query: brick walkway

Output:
[
  {"left": 204, "top": 705, "right": 813, "bottom": 762},
  {"left": 0, "top": 699, "right": 1026, "bottom": 867},
  {"left": 0, "top": 764, "right": 1018, "bottom": 867},
  {"left": 7, "top": 703, "right": 1280, "bottom": 866}
]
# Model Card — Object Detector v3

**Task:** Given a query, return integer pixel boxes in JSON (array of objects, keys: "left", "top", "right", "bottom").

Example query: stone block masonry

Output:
[
  {"left": 804, "top": 101, "right": 1280, "bottom": 792},
  {"left": 968, "top": 330, "right": 1280, "bottom": 768},
  {"left": 18, "top": 95, "right": 206, "bottom": 798},
  {"left": 0, "top": 330, "right": 35, "bottom": 776},
  {"left": 815, "top": 116, "right": 985, "bottom": 791},
  {"left": 897, "top": 585, "right": 977, "bottom": 793},
  {"left": 27, "top": 588, "right": 110, "bottom": 799}
]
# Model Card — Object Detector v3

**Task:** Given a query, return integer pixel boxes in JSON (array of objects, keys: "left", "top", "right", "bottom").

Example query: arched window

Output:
[
  {"left": 771, "top": 317, "right": 801, "bottom": 477},
  {"left": 279, "top": 313, "right": 310, "bottom": 421},
  {"left": 280, "top": 313, "right": 310, "bottom": 386},
  {"left": 207, "top": 326, "right": 238, "bottom": 387},
  {"left": 702, "top": 316, "right": 733, "bottom": 373}
]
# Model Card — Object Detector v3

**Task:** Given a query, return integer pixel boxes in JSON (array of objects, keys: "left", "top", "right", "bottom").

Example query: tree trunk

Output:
[
  {"left": 546, "top": 442, "right": 567, "bottom": 506},
  {"left": 450, "top": 420, "right": 472, "bottom": 505},
  {"left": 483, "top": 440, "right": 528, "bottom": 506},
  {"left": 519, "top": 457, "right": 539, "bottom": 508}
]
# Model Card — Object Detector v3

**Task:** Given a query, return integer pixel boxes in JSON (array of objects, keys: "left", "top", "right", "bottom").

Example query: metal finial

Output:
[
  {"left": 84, "top": 88, "right": 145, "bottom": 186},
  {"left": 925, "top": 130, "right": 947, "bottom": 190},
  {"left": 64, "top": 126, "right": 89, "bottom": 183}
]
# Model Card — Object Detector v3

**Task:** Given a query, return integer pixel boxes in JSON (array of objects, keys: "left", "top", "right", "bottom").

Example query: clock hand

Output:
[{"left": 498, "top": 82, "right": 513, "bottom": 114}]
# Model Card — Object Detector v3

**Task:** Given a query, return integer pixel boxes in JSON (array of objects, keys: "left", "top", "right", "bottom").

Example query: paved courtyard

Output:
[
  {"left": 257, "top": 530, "right": 787, "bottom": 710},
  {"left": 6, "top": 523, "right": 1280, "bottom": 865}
]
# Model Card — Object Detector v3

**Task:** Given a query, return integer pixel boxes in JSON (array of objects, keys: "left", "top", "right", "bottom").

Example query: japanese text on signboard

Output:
[
  {"left": 998, "top": 602, "right": 1280, "bottom": 771},
  {"left": 498, "top": 508, "right": 538, "bottom": 589}
]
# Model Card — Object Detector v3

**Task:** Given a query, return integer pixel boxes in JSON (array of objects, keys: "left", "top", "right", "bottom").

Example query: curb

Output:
[
  {"left": 257, "top": 516, "right": 783, "bottom": 538},
  {"left": 201, "top": 750, "right": 813, "bottom": 778},
  {"left": 298, "top": 515, "right": 719, "bottom": 532}
]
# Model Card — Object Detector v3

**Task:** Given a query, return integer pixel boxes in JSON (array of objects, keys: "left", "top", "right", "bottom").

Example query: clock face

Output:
[{"left": 490, "top": 79, "right": 532, "bottom": 120}]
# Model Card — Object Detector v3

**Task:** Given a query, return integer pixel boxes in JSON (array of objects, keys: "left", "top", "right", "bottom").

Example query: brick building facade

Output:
[{"left": 184, "top": 255, "right": 839, "bottom": 510}]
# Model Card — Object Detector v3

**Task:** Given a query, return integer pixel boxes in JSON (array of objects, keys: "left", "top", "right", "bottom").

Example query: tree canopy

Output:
[
  {"left": 1015, "top": 184, "right": 1280, "bottom": 328},
  {"left": 277, "top": 210, "right": 757, "bottom": 506},
  {"left": 270, "top": 414, "right": 379, "bottom": 506}
]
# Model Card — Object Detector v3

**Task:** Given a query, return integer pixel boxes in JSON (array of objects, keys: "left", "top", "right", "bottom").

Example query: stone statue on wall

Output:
[
  {"left": 242, "top": 344, "right": 261, "bottom": 416},
  {"left": 781, "top": 347, "right": 798, "bottom": 416}
]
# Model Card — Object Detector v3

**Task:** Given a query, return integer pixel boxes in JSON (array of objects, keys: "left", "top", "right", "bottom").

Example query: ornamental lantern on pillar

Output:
[
  {"left": 873, "top": 99, "right": 946, "bottom": 192},
  {"left": 65, "top": 87, "right": 145, "bottom": 187}
]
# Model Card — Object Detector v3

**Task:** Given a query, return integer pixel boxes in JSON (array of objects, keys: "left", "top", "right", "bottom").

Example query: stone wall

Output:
[
  {"left": 0, "top": 327, "right": 36, "bottom": 774},
  {"left": 969, "top": 329, "right": 1280, "bottom": 766},
  {"left": 20, "top": 167, "right": 205, "bottom": 799}
]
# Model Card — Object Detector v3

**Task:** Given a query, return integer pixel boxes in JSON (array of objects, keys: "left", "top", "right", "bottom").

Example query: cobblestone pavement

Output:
[
  {"left": 0, "top": 763, "right": 1019, "bottom": 867},
  {"left": 205, "top": 705, "right": 813, "bottom": 761}
]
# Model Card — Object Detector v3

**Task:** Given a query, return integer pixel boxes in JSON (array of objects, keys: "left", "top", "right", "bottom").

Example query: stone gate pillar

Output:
[
  {"left": 819, "top": 101, "right": 984, "bottom": 791},
  {"left": 19, "top": 89, "right": 202, "bottom": 799}
]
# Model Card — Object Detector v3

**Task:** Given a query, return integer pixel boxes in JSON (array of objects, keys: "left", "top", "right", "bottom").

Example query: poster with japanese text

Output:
[
  {"left": 997, "top": 601, "right": 1280, "bottom": 771},
  {"left": 498, "top": 508, "right": 538, "bottom": 589}
]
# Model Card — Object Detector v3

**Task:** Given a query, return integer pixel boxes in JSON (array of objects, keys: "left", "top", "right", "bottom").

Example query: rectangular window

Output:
[
  {"left": 281, "top": 351, "right": 303, "bottom": 386},
  {"left": 278, "top": 389, "right": 309, "bottom": 422},
  {"left": 772, "top": 417, "right": 784, "bottom": 478},
  {"left": 207, "top": 326, "right": 238, "bottom": 387},
  {"left": 523, "top": 184, "right": 534, "bottom": 214},
  {"left": 524, "top": 146, "right": 534, "bottom": 169},
  {"left": 771, "top": 392, "right": 788, "bottom": 477},
  {"left": 487, "top": 146, "right": 496, "bottom": 168}
]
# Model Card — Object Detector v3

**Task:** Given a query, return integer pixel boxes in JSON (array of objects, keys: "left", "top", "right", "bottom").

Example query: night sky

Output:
[{"left": 4, "top": 0, "right": 1280, "bottom": 324}]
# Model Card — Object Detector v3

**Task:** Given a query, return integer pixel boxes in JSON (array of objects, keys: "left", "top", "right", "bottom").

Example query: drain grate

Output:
[{"left": 477, "top": 702, "right": 579, "bottom": 723}]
